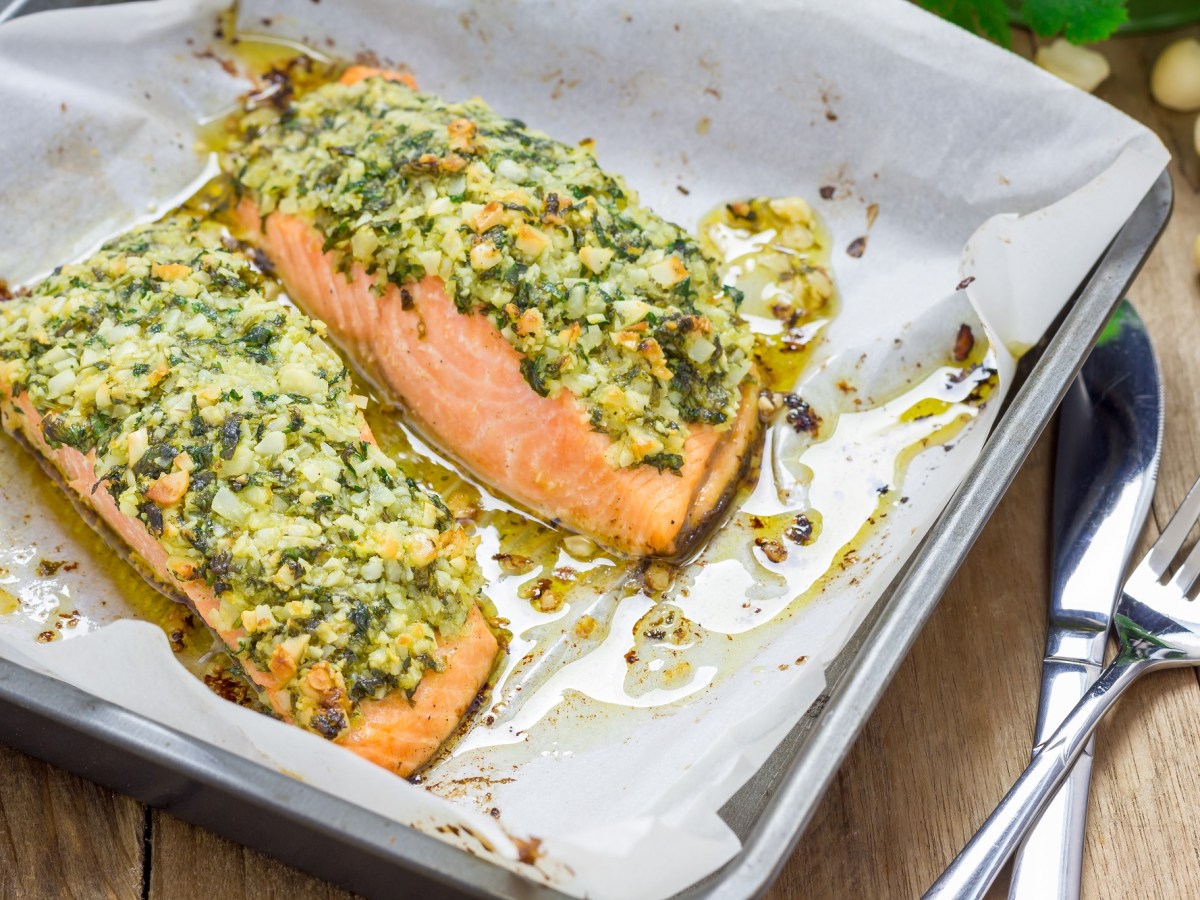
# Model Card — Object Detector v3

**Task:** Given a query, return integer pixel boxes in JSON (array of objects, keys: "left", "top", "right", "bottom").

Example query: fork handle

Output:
[{"left": 924, "top": 653, "right": 1154, "bottom": 900}]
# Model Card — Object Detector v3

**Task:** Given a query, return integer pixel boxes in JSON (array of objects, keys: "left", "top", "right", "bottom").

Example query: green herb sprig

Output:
[{"left": 918, "top": 0, "right": 1129, "bottom": 47}]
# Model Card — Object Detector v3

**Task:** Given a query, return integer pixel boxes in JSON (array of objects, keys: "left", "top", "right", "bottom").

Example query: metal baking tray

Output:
[{"left": 0, "top": 1, "right": 1175, "bottom": 895}]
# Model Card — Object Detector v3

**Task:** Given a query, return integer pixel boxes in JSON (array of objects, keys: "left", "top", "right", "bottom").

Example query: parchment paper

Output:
[{"left": 0, "top": 1, "right": 1168, "bottom": 897}]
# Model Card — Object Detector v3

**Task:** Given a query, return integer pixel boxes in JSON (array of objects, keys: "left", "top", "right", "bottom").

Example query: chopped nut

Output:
[
  {"left": 516, "top": 307, "right": 545, "bottom": 337},
  {"left": 755, "top": 537, "right": 788, "bottom": 564},
  {"left": 148, "top": 362, "right": 170, "bottom": 388},
  {"left": 514, "top": 224, "right": 550, "bottom": 258},
  {"left": 767, "top": 196, "right": 812, "bottom": 224},
  {"left": 493, "top": 552, "right": 535, "bottom": 575},
  {"left": 808, "top": 268, "right": 833, "bottom": 301},
  {"left": 579, "top": 245, "right": 615, "bottom": 274},
  {"left": 757, "top": 389, "right": 783, "bottom": 420},
  {"left": 643, "top": 560, "right": 673, "bottom": 593},
  {"left": 435, "top": 525, "right": 472, "bottom": 559},
  {"left": 378, "top": 533, "right": 401, "bottom": 560},
  {"left": 782, "top": 225, "right": 814, "bottom": 250},
  {"left": 306, "top": 661, "right": 334, "bottom": 693},
  {"left": 639, "top": 338, "right": 673, "bottom": 380},
  {"left": 146, "top": 468, "right": 189, "bottom": 505},
  {"left": 522, "top": 578, "right": 560, "bottom": 611},
  {"left": 445, "top": 488, "right": 480, "bottom": 521},
  {"left": 267, "top": 647, "right": 298, "bottom": 684},
  {"left": 240, "top": 606, "right": 273, "bottom": 633},
  {"left": 574, "top": 615, "right": 597, "bottom": 639},
  {"left": 469, "top": 241, "right": 502, "bottom": 270},
  {"left": 614, "top": 330, "right": 640, "bottom": 353},
  {"left": 151, "top": 262, "right": 192, "bottom": 281},
  {"left": 471, "top": 200, "right": 507, "bottom": 233},
  {"left": 195, "top": 386, "right": 221, "bottom": 408},
  {"left": 447, "top": 117, "right": 477, "bottom": 153},
  {"left": 406, "top": 532, "right": 438, "bottom": 567},
  {"left": 628, "top": 429, "right": 663, "bottom": 457},
  {"left": 272, "top": 563, "right": 297, "bottom": 590},
  {"left": 166, "top": 556, "right": 199, "bottom": 581},
  {"left": 647, "top": 255, "right": 689, "bottom": 288},
  {"left": 558, "top": 321, "right": 581, "bottom": 347}
]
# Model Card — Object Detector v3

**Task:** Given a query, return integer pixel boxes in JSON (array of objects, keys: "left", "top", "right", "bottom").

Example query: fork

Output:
[{"left": 926, "top": 474, "right": 1200, "bottom": 900}]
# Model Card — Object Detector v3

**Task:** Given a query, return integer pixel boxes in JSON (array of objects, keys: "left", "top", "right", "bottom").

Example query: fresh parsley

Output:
[
  {"left": 1024, "top": 0, "right": 1128, "bottom": 44},
  {"left": 917, "top": 0, "right": 1129, "bottom": 47}
]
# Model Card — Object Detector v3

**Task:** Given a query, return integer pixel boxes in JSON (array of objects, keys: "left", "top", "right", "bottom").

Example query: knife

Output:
[
  {"left": 0, "top": 0, "right": 31, "bottom": 25},
  {"left": 1007, "top": 300, "right": 1162, "bottom": 900}
]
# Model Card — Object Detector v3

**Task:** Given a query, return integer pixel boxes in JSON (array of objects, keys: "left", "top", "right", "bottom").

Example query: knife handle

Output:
[
  {"left": 1008, "top": 659, "right": 1102, "bottom": 899},
  {"left": 1007, "top": 738, "right": 1095, "bottom": 900}
]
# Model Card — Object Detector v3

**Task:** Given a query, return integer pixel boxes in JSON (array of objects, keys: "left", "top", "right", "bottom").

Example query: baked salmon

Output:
[
  {"left": 0, "top": 217, "right": 498, "bottom": 777},
  {"left": 222, "top": 67, "right": 763, "bottom": 558}
]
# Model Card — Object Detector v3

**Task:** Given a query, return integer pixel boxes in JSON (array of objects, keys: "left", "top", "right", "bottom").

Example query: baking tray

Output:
[{"left": 0, "top": 0, "right": 1175, "bottom": 895}]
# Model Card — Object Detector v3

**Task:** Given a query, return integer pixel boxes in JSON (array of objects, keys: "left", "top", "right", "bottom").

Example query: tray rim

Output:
[
  {"left": 0, "top": 0, "right": 1176, "bottom": 893},
  {"left": 0, "top": 171, "right": 1172, "bottom": 900},
  {"left": 694, "top": 168, "right": 1174, "bottom": 899}
]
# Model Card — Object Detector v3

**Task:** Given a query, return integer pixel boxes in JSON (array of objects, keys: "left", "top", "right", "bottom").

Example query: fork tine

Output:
[
  {"left": 1171, "top": 529, "right": 1200, "bottom": 596},
  {"left": 1146, "top": 475, "right": 1200, "bottom": 578}
]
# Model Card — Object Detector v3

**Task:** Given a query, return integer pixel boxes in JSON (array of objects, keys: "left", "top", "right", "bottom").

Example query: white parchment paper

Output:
[{"left": 0, "top": 1, "right": 1168, "bottom": 897}]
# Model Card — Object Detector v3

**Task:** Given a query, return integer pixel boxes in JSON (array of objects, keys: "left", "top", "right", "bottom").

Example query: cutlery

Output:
[
  {"left": 1008, "top": 301, "right": 1162, "bottom": 900},
  {"left": 0, "top": 0, "right": 31, "bottom": 25},
  {"left": 925, "top": 469, "right": 1200, "bottom": 900}
]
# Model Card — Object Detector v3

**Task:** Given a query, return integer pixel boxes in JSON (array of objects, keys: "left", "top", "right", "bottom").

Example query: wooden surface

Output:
[{"left": 3, "top": 24, "right": 1200, "bottom": 900}]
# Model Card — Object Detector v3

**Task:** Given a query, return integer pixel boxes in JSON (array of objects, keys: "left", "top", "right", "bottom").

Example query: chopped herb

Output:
[
  {"left": 0, "top": 216, "right": 483, "bottom": 742},
  {"left": 224, "top": 75, "right": 754, "bottom": 471}
]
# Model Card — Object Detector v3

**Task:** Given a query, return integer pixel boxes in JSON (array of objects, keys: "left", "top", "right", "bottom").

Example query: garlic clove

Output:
[
  {"left": 1035, "top": 38, "right": 1111, "bottom": 93},
  {"left": 1151, "top": 39, "right": 1200, "bottom": 112}
]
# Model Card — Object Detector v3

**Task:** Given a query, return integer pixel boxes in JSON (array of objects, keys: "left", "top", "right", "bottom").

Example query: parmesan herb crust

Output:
[
  {"left": 223, "top": 75, "right": 755, "bottom": 471},
  {"left": 0, "top": 217, "right": 482, "bottom": 738}
]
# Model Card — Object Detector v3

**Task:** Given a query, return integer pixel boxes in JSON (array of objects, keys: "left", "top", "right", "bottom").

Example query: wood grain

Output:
[
  {"left": 146, "top": 814, "right": 353, "bottom": 900},
  {"left": 2, "top": 22, "right": 1200, "bottom": 900},
  {"left": 0, "top": 744, "right": 143, "bottom": 900}
]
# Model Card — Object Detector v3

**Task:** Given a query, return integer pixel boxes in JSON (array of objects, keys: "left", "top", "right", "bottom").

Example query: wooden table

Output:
[{"left": 3, "top": 24, "right": 1200, "bottom": 900}]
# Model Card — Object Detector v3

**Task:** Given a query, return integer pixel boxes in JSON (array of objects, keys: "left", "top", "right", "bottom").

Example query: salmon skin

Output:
[
  {"left": 0, "top": 216, "right": 498, "bottom": 777},
  {"left": 223, "top": 67, "right": 764, "bottom": 559}
]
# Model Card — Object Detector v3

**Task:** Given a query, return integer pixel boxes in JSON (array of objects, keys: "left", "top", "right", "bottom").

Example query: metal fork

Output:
[{"left": 927, "top": 474, "right": 1200, "bottom": 900}]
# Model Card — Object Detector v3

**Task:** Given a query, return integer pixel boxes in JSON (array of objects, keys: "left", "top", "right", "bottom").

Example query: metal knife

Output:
[
  {"left": 1008, "top": 299, "right": 1163, "bottom": 900},
  {"left": 0, "top": 0, "right": 31, "bottom": 25}
]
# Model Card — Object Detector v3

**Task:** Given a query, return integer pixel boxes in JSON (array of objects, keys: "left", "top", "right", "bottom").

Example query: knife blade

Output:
[{"left": 1008, "top": 300, "right": 1163, "bottom": 900}]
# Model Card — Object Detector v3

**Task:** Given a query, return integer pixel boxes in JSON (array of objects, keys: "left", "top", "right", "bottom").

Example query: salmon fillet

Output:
[
  {"left": 0, "top": 219, "right": 498, "bottom": 777},
  {"left": 236, "top": 202, "right": 760, "bottom": 558},
  {"left": 226, "top": 67, "right": 763, "bottom": 558}
]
